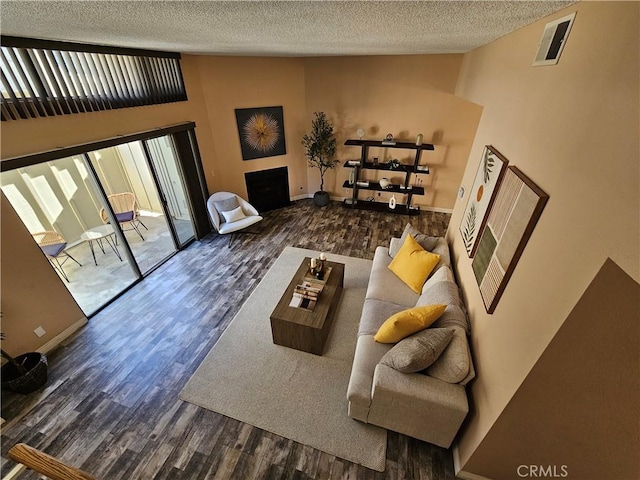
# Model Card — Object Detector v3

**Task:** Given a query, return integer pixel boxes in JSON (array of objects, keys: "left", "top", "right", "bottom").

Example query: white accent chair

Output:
[{"left": 206, "top": 192, "right": 263, "bottom": 247}]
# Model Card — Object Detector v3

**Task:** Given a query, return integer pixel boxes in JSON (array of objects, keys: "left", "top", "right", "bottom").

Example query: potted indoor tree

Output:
[
  {"left": 302, "top": 111, "right": 338, "bottom": 207},
  {"left": 1, "top": 334, "right": 48, "bottom": 394}
]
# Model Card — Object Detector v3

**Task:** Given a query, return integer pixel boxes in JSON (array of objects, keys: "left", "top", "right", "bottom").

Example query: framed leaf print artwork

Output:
[
  {"left": 460, "top": 145, "right": 509, "bottom": 257},
  {"left": 471, "top": 166, "right": 549, "bottom": 313},
  {"left": 235, "top": 106, "right": 287, "bottom": 160}
]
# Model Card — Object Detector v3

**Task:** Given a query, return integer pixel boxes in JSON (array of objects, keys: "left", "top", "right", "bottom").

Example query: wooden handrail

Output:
[{"left": 7, "top": 443, "right": 97, "bottom": 480}]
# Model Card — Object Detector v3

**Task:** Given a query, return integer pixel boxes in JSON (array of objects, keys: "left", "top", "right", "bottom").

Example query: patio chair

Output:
[
  {"left": 99, "top": 192, "right": 147, "bottom": 240},
  {"left": 207, "top": 192, "right": 263, "bottom": 247},
  {"left": 32, "top": 231, "right": 82, "bottom": 282}
]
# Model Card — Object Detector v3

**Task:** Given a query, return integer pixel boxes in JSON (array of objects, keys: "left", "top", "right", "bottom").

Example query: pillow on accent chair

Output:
[
  {"left": 214, "top": 196, "right": 240, "bottom": 221},
  {"left": 388, "top": 235, "right": 440, "bottom": 293},
  {"left": 389, "top": 223, "right": 439, "bottom": 257},
  {"left": 380, "top": 327, "right": 455, "bottom": 373},
  {"left": 221, "top": 206, "right": 246, "bottom": 223},
  {"left": 374, "top": 304, "right": 446, "bottom": 343}
]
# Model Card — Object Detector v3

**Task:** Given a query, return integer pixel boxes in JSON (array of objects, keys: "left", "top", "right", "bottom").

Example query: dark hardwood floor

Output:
[{"left": 1, "top": 199, "right": 454, "bottom": 480}]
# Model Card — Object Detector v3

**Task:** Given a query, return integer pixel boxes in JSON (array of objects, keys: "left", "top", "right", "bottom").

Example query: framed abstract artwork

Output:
[
  {"left": 471, "top": 166, "right": 549, "bottom": 313},
  {"left": 460, "top": 145, "right": 509, "bottom": 257},
  {"left": 235, "top": 106, "right": 286, "bottom": 160}
]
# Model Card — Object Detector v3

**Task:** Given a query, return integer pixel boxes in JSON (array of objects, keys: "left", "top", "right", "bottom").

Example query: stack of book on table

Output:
[{"left": 289, "top": 280, "right": 324, "bottom": 311}]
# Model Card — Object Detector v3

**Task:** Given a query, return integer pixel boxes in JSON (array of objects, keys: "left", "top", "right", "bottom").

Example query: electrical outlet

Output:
[{"left": 34, "top": 326, "right": 46, "bottom": 338}]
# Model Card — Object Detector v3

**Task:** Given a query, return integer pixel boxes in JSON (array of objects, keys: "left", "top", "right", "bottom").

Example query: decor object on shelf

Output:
[
  {"left": 415, "top": 133, "right": 423, "bottom": 146},
  {"left": 382, "top": 133, "right": 396, "bottom": 146},
  {"left": 235, "top": 106, "right": 286, "bottom": 161},
  {"left": 387, "top": 159, "right": 401, "bottom": 170},
  {"left": 356, "top": 128, "right": 365, "bottom": 140},
  {"left": 459, "top": 145, "right": 509, "bottom": 257},
  {"left": 388, "top": 194, "right": 397, "bottom": 209},
  {"left": 310, "top": 252, "right": 328, "bottom": 280},
  {"left": 348, "top": 170, "right": 355, "bottom": 185},
  {"left": 302, "top": 112, "right": 338, "bottom": 207},
  {"left": 379, "top": 178, "right": 391, "bottom": 189},
  {"left": 472, "top": 166, "right": 549, "bottom": 313},
  {"left": 1, "top": 333, "right": 48, "bottom": 394}
]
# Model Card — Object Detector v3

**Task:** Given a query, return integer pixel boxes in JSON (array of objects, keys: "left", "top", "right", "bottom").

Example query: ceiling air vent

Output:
[{"left": 533, "top": 12, "right": 576, "bottom": 66}]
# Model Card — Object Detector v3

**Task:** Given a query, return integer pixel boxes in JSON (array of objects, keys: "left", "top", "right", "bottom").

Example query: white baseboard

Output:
[
  {"left": 455, "top": 470, "right": 493, "bottom": 480},
  {"left": 37, "top": 317, "right": 88, "bottom": 355},
  {"left": 423, "top": 205, "right": 454, "bottom": 214},
  {"left": 453, "top": 445, "right": 494, "bottom": 480},
  {"left": 291, "top": 193, "right": 312, "bottom": 201}
]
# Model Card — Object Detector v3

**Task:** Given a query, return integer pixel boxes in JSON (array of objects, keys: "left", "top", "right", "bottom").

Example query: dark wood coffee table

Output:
[{"left": 270, "top": 257, "right": 344, "bottom": 355}]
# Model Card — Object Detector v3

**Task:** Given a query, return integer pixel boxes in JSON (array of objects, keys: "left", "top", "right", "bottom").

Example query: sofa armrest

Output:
[
  {"left": 347, "top": 335, "right": 390, "bottom": 421},
  {"left": 368, "top": 363, "right": 469, "bottom": 448}
]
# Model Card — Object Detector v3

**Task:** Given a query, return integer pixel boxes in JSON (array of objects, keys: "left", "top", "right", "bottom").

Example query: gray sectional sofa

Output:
[{"left": 347, "top": 229, "right": 475, "bottom": 448}]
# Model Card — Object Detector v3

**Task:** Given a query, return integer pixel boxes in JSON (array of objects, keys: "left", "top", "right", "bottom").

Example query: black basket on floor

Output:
[{"left": 1, "top": 352, "right": 48, "bottom": 394}]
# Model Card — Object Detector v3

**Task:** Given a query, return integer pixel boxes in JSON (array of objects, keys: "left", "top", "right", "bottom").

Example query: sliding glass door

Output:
[
  {"left": 87, "top": 141, "right": 178, "bottom": 275},
  {"left": 1, "top": 155, "right": 139, "bottom": 315},
  {"left": 145, "top": 136, "right": 195, "bottom": 247},
  {"left": 1, "top": 126, "right": 203, "bottom": 317}
]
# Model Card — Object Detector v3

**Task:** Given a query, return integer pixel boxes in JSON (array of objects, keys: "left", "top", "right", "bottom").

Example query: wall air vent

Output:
[{"left": 533, "top": 12, "right": 576, "bottom": 66}]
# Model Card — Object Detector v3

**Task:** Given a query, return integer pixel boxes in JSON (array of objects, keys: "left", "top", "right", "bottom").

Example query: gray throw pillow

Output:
[
  {"left": 426, "top": 328, "right": 470, "bottom": 383},
  {"left": 213, "top": 196, "right": 240, "bottom": 221},
  {"left": 379, "top": 327, "right": 455, "bottom": 373},
  {"left": 389, "top": 223, "right": 439, "bottom": 257}
]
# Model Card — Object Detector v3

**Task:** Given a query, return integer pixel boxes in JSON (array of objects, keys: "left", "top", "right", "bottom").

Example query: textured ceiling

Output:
[{"left": 0, "top": 1, "right": 575, "bottom": 56}]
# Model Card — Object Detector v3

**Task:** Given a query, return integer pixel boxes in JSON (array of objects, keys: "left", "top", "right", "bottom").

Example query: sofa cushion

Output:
[
  {"left": 418, "top": 278, "right": 463, "bottom": 307},
  {"left": 389, "top": 223, "right": 439, "bottom": 257},
  {"left": 358, "top": 298, "right": 408, "bottom": 336},
  {"left": 380, "top": 327, "right": 455, "bottom": 373},
  {"left": 366, "top": 246, "right": 421, "bottom": 307},
  {"left": 431, "top": 238, "right": 452, "bottom": 271},
  {"left": 374, "top": 304, "right": 446, "bottom": 343},
  {"left": 422, "top": 265, "right": 454, "bottom": 293},
  {"left": 347, "top": 335, "right": 392, "bottom": 421},
  {"left": 425, "top": 328, "right": 470, "bottom": 383},
  {"left": 369, "top": 364, "right": 469, "bottom": 448},
  {"left": 417, "top": 277, "right": 470, "bottom": 333},
  {"left": 429, "top": 305, "right": 470, "bottom": 334},
  {"left": 388, "top": 235, "right": 440, "bottom": 294}
]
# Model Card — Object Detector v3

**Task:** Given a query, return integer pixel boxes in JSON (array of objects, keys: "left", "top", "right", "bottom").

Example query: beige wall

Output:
[
  {"left": 447, "top": 2, "right": 640, "bottom": 475},
  {"left": 303, "top": 55, "right": 482, "bottom": 209},
  {"left": 463, "top": 258, "right": 640, "bottom": 479},
  {"left": 192, "top": 56, "right": 309, "bottom": 199},
  {"left": 1, "top": 194, "right": 86, "bottom": 355}
]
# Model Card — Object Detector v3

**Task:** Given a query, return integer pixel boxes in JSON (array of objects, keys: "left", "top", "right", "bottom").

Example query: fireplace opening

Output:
[{"left": 245, "top": 166, "right": 291, "bottom": 213}]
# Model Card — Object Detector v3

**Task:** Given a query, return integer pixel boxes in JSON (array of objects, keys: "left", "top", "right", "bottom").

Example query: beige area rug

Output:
[{"left": 179, "top": 246, "right": 387, "bottom": 472}]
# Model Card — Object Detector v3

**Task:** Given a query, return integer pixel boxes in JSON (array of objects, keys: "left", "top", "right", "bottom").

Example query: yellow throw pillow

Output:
[
  {"left": 374, "top": 304, "right": 447, "bottom": 343},
  {"left": 388, "top": 234, "right": 440, "bottom": 293}
]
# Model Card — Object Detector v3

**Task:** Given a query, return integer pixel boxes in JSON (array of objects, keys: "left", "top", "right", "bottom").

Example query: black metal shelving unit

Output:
[{"left": 342, "top": 139, "right": 433, "bottom": 215}]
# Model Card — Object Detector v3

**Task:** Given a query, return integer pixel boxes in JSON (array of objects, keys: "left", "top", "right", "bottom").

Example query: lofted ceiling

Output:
[{"left": 0, "top": 1, "right": 575, "bottom": 56}]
